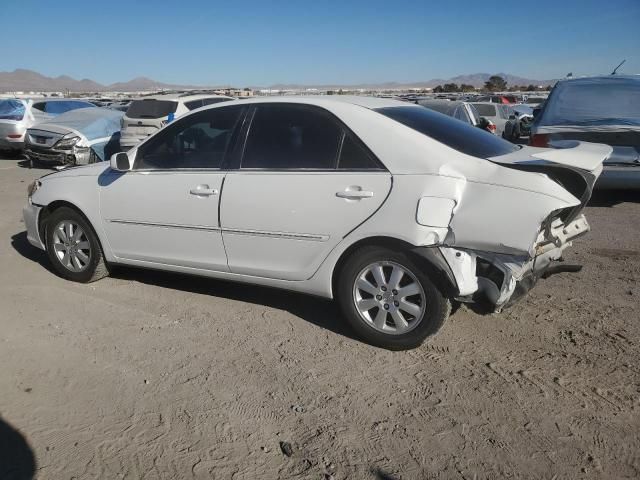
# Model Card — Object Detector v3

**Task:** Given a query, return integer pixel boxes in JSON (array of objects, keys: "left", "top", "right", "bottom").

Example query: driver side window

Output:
[{"left": 134, "top": 106, "right": 244, "bottom": 170}]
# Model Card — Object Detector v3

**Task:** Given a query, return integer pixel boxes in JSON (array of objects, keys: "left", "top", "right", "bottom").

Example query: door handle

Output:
[
  {"left": 336, "top": 190, "right": 374, "bottom": 199},
  {"left": 190, "top": 185, "right": 218, "bottom": 196}
]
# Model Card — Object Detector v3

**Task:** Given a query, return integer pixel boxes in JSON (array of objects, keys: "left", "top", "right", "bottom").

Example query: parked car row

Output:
[
  {"left": 0, "top": 98, "right": 94, "bottom": 151},
  {"left": 23, "top": 95, "right": 610, "bottom": 349},
  {"left": 0, "top": 93, "right": 236, "bottom": 167}
]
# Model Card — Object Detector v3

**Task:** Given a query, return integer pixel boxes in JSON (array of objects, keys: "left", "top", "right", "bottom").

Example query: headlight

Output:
[
  {"left": 27, "top": 179, "right": 41, "bottom": 197},
  {"left": 54, "top": 136, "right": 80, "bottom": 149}
]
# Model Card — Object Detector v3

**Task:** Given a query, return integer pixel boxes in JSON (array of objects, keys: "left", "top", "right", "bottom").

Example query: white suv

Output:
[{"left": 119, "top": 93, "right": 235, "bottom": 150}]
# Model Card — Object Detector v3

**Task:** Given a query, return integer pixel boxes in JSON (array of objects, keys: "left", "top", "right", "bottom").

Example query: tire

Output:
[
  {"left": 45, "top": 207, "right": 109, "bottom": 283},
  {"left": 336, "top": 246, "right": 451, "bottom": 350}
]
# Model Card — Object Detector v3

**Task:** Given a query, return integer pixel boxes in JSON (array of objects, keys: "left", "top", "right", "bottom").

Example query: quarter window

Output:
[
  {"left": 338, "top": 134, "right": 381, "bottom": 170},
  {"left": 134, "top": 106, "right": 243, "bottom": 170},
  {"left": 242, "top": 104, "right": 342, "bottom": 169}
]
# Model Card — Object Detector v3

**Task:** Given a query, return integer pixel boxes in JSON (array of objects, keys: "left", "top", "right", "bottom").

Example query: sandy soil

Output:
[{"left": 0, "top": 155, "right": 639, "bottom": 479}]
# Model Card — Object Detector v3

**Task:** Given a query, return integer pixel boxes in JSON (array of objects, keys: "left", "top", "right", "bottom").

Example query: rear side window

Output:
[
  {"left": 184, "top": 99, "right": 204, "bottom": 110},
  {"left": 126, "top": 99, "right": 178, "bottom": 119},
  {"left": 376, "top": 106, "right": 518, "bottom": 159},
  {"left": 32, "top": 102, "right": 46, "bottom": 112},
  {"left": 242, "top": 104, "right": 341, "bottom": 169},
  {"left": 45, "top": 101, "right": 92, "bottom": 114},
  {"left": 0, "top": 99, "right": 25, "bottom": 120},
  {"left": 474, "top": 104, "right": 497, "bottom": 116},
  {"left": 202, "top": 98, "right": 232, "bottom": 106}
]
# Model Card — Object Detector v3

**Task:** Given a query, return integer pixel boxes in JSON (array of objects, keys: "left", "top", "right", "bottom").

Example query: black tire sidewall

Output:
[
  {"left": 45, "top": 207, "right": 102, "bottom": 283},
  {"left": 337, "top": 246, "right": 450, "bottom": 350}
]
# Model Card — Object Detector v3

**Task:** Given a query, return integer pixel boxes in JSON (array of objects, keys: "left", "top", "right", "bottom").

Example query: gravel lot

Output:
[{"left": 1, "top": 155, "right": 639, "bottom": 479}]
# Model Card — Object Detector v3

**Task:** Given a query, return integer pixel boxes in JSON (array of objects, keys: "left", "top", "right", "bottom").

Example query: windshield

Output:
[
  {"left": 539, "top": 78, "right": 640, "bottom": 127},
  {"left": 0, "top": 99, "right": 26, "bottom": 120},
  {"left": 375, "top": 106, "right": 518, "bottom": 159},
  {"left": 126, "top": 99, "right": 178, "bottom": 119}
]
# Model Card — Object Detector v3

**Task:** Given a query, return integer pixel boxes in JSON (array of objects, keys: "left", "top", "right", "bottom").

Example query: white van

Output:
[{"left": 119, "top": 93, "right": 235, "bottom": 150}]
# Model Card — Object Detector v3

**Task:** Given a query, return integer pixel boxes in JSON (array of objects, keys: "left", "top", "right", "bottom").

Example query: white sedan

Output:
[{"left": 23, "top": 96, "right": 610, "bottom": 350}]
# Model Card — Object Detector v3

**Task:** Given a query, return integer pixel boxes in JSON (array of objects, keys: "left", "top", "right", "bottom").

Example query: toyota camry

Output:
[{"left": 23, "top": 96, "right": 610, "bottom": 349}]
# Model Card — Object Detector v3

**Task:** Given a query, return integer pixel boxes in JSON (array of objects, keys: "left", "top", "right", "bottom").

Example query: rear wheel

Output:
[
  {"left": 45, "top": 207, "right": 109, "bottom": 283},
  {"left": 337, "top": 246, "right": 450, "bottom": 350}
]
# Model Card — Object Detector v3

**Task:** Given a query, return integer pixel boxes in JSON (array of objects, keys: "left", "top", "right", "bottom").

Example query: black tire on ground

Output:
[
  {"left": 336, "top": 246, "right": 451, "bottom": 350},
  {"left": 45, "top": 207, "right": 109, "bottom": 283}
]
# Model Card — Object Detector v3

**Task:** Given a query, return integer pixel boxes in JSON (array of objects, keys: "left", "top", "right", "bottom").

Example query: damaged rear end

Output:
[{"left": 438, "top": 141, "right": 610, "bottom": 310}]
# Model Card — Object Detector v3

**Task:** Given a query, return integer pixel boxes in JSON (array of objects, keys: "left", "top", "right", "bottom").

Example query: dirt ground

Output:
[{"left": 0, "top": 155, "right": 639, "bottom": 480}]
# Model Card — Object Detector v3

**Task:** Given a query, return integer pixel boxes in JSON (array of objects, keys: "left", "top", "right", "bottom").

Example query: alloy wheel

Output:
[
  {"left": 352, "top": 261, "right": 426, "bottom": 334},
  {"left": 52, "top": 220, "right": 92, "bottom": 273}
]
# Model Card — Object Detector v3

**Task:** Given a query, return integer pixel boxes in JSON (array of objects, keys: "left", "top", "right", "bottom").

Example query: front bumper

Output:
[
  {"left": 23, "top": 202, "right": 45, "bottom": 250},
  {"left": 440, "top": 214, "right": 590, "bottom": 310},
  {"left": 25, "top": 145, "right": 90, "bottom": 166}
]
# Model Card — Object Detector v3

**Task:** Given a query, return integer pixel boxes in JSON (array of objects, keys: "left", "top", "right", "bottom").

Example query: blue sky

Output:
[{"left": 1, "top": 0, "right": 639, "bottom": 86}]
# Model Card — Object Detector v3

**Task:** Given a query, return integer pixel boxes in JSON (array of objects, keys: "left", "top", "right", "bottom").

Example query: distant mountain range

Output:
[
  {"left": 0, "top": 69, "right": 202, "bottom": 93},
  {"left": 0, "top": 68, "right": 555, "bottom": 93},
  {"left": 261, "top": 73, "right": 556, "bottom": 91}
]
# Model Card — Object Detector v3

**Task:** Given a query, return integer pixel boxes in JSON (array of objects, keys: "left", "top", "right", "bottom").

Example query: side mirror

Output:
[{"left": 110, "top": 152, "right": 131, "bottom": 172}]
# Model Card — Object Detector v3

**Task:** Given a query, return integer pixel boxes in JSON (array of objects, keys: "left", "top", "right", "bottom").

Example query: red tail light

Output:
[
  {"left": 487, "top": 124, "right": 497, "bottom": 133},
  {"left": 7, "top": 134, "right": 22, "bottom": 139},
  {"left": 529, "top": 134, "right": 549, "bottom": 147}
]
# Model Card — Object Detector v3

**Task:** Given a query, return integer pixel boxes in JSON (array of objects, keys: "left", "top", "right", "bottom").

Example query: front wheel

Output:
[
  {"left": 45, "top": 207, "right": 109, "bottom": 283},
  {"left": 337, "top": 246, "right": 451, "bottom": 350}
]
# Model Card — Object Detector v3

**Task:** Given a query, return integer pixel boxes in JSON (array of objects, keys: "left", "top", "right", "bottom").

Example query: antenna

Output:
[{"left": 611, "top": 59, "right": 626, "bottom": 75}]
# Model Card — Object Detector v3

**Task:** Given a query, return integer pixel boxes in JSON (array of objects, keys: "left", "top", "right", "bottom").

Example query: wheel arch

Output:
[
  {"left": 330, "top": 236, "right": 459, "bottom": 299},
  {"left": 38, "top": 200, "right": 104, "bottom": 253}
]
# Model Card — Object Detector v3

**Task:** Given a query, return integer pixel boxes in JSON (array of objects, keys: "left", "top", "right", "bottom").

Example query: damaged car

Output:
[
  {"left": 0, "top": 98, "right": 94, "bottom": 153},
  {"left": 23, "top": 97, "right": 608, "bottom": 350},
  {"left": 25, "top": 107, "right": 123, "bottom": 168}
]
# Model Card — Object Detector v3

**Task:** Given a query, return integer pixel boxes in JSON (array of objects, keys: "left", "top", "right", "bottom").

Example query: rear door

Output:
[
  {"left": 100, "top": 105, "right": 246, "bottom": 270},
  {"left": 220, "top": 103, "right": 392, "bottom": 281}
]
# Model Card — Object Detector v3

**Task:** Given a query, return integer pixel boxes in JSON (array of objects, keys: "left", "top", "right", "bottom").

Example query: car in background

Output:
[
  {"left": 530, "top": 75, "right": 640, "bottom": 189},
  {"left": 418, "top": 99, "right": 496, "bottom": 133},
  {"left": 503, "top": 104, "right": 535, "bottom": 142},
  {"left": 25, "top": 107, "right": 123, "bottom": 168},
  {"left": 119, "top": 93, "right": 235, "bottom": 150},
  {"left": 523, "top": 96, "right": 546, "bottom": 106},
  {"left": 0, "top": 98, "right": 94, "bottom": 152},
  {"left": 472, "top": 102, "right": 512, "bottom": 136},
  {"left": 475, "top": 94, "right": 518, "bottom": 105},
  {"left": 23, "top": 96, "right": 608, "bottom": 350}
]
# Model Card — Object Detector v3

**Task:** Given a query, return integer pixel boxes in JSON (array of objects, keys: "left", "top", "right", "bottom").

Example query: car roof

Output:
[
  {"left": 555, "top": 74, "right": 640, "bottom": 85},
  {"left": 137, "top": 93, "right": 235, "bottom": 102},
  {"left": 193, "top": 95, "right": 409, "bottom": 111}
]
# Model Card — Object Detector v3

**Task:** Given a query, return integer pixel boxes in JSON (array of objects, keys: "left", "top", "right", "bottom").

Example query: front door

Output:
[
  {"left": 220, "top": 104, "right": 392, "bottom": 281},
  {"left": 100, "top": 105, "right": 246, "bottom": 271}
]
